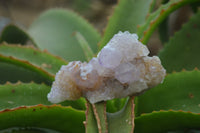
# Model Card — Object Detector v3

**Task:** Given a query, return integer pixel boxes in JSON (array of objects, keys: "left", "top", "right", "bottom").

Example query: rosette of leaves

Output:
[{"left": 0, "top": 0, "right": 200, "bottom": 132}]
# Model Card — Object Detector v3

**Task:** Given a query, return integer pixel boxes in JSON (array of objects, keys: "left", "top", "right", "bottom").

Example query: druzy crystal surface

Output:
[{"left": 48, "top": 31, "right": 166, "bottom": 103}]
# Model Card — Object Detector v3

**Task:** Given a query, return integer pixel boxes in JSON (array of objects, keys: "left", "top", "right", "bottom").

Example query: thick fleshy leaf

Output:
[
  {"left": 107, "top": 97, "right": 135, "bottom": 133},
  {"left": 75, "top": 32, "right": 94, "bottom": 61},
  {"left": 0, "top": 54, "right": 54, "bottom": 84},
  {"left": 85, "top": 101, "right": 98, "bottom": 133},
  {"left": 137, "top": 0, "right": 199, "bottom": 44},
  {"left": 106, "top": 98, "right": 127, "bottom": 113},
  {"left": 99, "top": 0, "right": 152, "bottom": 49},
  {"left": 92, "top": 102, "right": 108, "bottom": 133},
  {"left": 0, "top": 82, "right": 85, "bottom": 111},
  {"left": 0, "top": 105, "right": 85, "bottom": 133},
  {"left": 137, "top": 70, "right": 200, "bottom": 115},
  {"left": 159, "top": 10, "right": 200, "bottom": 73},
  {"left": 0, "top": 24, "right": 30, "bottom": 45},
  {"left": 1, "top": 128, "right": 59, "bottom": 133},
  {"left": 158, "top": 18, "right": 169, "bottom": 44},
  {"left": 0, "top": 44, "right": 67, "bottom": 74},
  {"left": 135, "top": 111, "right": 200, "bottom": 133},
  {"left": 28, "top": 9, "right": 101, "bottom": 61}
]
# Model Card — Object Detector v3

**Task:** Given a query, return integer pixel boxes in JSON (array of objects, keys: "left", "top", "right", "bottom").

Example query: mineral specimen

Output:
[{"left": 48, "top": 31, "right": 166, "bottom": 103}]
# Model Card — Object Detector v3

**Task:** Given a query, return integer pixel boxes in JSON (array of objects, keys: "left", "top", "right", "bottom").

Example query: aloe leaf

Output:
[
  {"left": 0, "top": 105, "right": 85, "bottom": 133},
  {"left": 0, "top": 54, "right": 54, "bottom": 84},
  {"left": 148, "top": 0, "right": 157, "bottom": 13},
  {"left": 0, "top": 44, "right": 67, "bottom": 74},
  {"left": 2, "top": 127, "right": 59, "bottom": 133},
  {"left": 75, "top": 32, "right": 94, "bottom": 61},
  {"left": 99, "top": 0, "right": 153, "bottom": 49},
  {"left": 137, "top": 70, "right": 200, "bottom": 115},
  {"left": 0, "top": 24, "right": 30, "bottom": 45},
  {"left": 28, "top": 9, "right": 101, "bottom": 61},
  {"left": 85, "top": 101, "right": 98, "bottom": 133},
  {"left": 158, "top": 18, "right": 169, "bottom": 44},
  {"left": 0, "top": 82, "right": 85, "bottom": 111},
  {"left": 107, "top": 97, "right": 135, "bottom": 133},
  {"left": 72, "top": 0, "right": 92, "bottom": 13},
  {"left": 135, "top": 111, "right": 200, "bottom": 133},
  {"left": 137, "top": 0, "right": 199, "bottom": 44},
  {"left": 159, "top": 10, "right": 200, "bottom": 73},
  {"left": 0, "top": 62, "right": 51, "bottom": 85},
  {"left": 92, "top": 102, "right": 108, "bottom": 133},
  {"left": 106, "top": 98, "right": 128, "bottom": 113}
]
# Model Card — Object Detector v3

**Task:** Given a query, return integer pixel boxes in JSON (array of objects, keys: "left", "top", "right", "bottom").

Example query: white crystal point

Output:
[
  {"left": 47, "top": 65, "right": 82, "bottom": 103},
  {"left": 143, "top": 56, "right": 166, "bottom": 88},
  {"left": 98, "top": 46, "right": 122, "bottom": 69},
  {"left": 107, "top": 31, "right": 150, "bottom": 62}
]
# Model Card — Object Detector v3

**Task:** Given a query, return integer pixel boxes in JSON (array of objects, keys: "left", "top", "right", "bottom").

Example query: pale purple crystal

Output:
[
  {"left": 48, "top": 31, "right": 166, "bottom": 104},
  {"left": 98, "top": 46, "right": 122, "bottom": 69},
  {"left": 114, "top": 62, "right": 139, "bottom": 84}
]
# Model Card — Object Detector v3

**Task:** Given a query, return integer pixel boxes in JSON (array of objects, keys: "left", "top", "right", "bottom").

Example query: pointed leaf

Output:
[
  {"left": 137, "top": 70, "right": 200, "bottom": 115},
  {"left": 0, "top": 44, "right": 67, "bottom": 74},
  {"left": 106, "top": 98, "right": 127, "bottom": 113},
  {"left": 0, "top": 54, "right": 54, "bottom": 84},
  {"left": 135, "top": 111, "right": 200, "bottom": 133},
  {"left": 137, "top": 0, "right": 199, "bottom": 44},
  {"left": 159, "top": 10, "right": 200, "bottom": 73},
  {"left": 0, "top": 24, "right": 30, "bottom": 45},
  {"left": 0, "top": 62, "right": 51, "bottom": 85},
  {"left": 75, "top": 32, "right": 94, "bottom": 61},
  {"left": 99, "top": 0, "right": 152, "bottom": 49},
  {"left": 0, "top": 82, "right": 85, "bottom": 110},
  {"left": 85, "top": 101, "right": 98, "bottom": 133},
  {"left": 2, "top": 127, "right": 59, "bottom": 133},
  {"left": 92, "top": 102, "right": 108, "bottom": 133},
  {"left": 0, "top": 105, "right": 85, "bottom": 133},
  {"left": 107, "top": 97, "right": 135, "bottom": 133},
  {"left": 28, "top": 9, "right": 101, "bottom": 61}
]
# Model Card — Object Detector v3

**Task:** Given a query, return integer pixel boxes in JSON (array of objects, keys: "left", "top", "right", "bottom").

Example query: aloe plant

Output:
[{"left": 0, "top": 0, "right": 200, "bottom": 132}]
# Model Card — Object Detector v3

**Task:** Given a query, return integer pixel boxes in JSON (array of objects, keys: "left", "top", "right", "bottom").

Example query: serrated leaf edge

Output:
[
  {"left": 0, "top": 42, "right": 68, "bottom": 64},
  {"left": 138, "top": 0, "right": 199, "bottom": 44},
  {"left": 0, "top": 54, "right": 54, "bottom": 82},
  {"left": 0, "top": 104, "right": 85, "bottom": 114}
]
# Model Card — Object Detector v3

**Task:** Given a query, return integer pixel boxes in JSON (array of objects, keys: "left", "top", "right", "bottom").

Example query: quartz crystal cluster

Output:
[{"left": 48, "top": 31, "right": 166, "bottom": 103}]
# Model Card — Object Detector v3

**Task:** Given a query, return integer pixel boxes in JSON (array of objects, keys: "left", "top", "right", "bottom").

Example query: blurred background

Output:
[{"left": 0, "top": 0, "right": 195, "bottom": 55}]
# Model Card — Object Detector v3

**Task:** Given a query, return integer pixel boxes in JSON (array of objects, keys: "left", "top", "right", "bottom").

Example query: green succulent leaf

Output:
[
  {"left": 148, "top": 0, "right": 157, "bottom": 13},
  {"left": 135, "top": 111, "right": 200, "bottom": 133},
  {"left": 0, "top": 82, "right": 85, "bottom": 111},
  {"left": 28, "top": 9, "right": 101, "bottom": 61},
  {"left": 99, "top": 0, "right": 152, "bottom": 49},
  {"left": 137, "top": 0, "right": 199, "bottom": 44},
  {"left": 0, "top": 105, "right": 85, "bottom": 133},
  {"left": 0, "top": 44, "right": 67, "bottom": 74},
  {"left": 92, "top": 102, "right": 108, "bottom": 133},
  {"left": 75, "top": 32, "right": 94, "bottom": 61},
  {"left": 158, "top": 17, "right": 169, "bottom": 44},
  {"left": 159, "top": 10, "right": 200, "bottom": 73},
  {"left": 0, "top": 62, "right": 52, "bottom": 85},
  {"left": 107, "top": 97, "right": 135, "bottom": 133},
  {"left": 85, "top": 101, "right": 98, "bottom": 133},
  {"left": 0, "top": 54, "right": 54, "bottom": 84},
  {"left": 106, "top": 98, "right": 128, "bottom": 113},
  {"left": 1, "top": 127, "right": 59, "bottom": 133},
  {"left": 137, "top": 70, "right": 200, "bottom": 115},
  {"left": 0, "top": 24, "right": 30, "bottom": 45}
]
